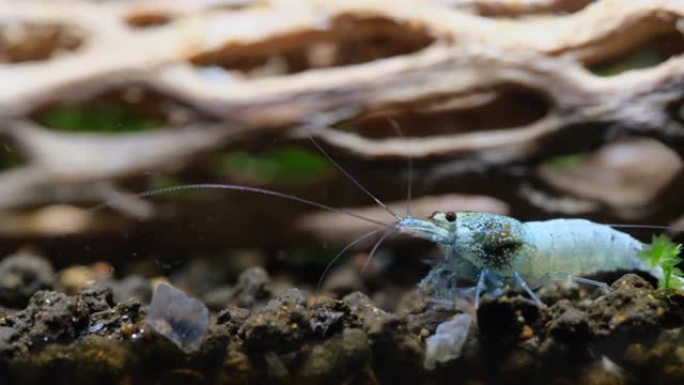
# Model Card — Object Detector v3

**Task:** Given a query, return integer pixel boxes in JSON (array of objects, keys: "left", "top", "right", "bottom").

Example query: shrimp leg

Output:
[
  {"left": 474, "top": 269, "right": 488, "bottom": 308},
  {"left": 513, "top": 271, "right": 546, "bottom": 308},
  {"left": 535, "top": 272, "right": 610, "bottom": 290}
]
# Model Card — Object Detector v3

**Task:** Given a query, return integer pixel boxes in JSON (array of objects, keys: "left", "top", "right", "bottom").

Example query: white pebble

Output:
[
  {"left": 424, "top": 313, "right": 472, "bottom": 370},
  {"left": 146, "top": 283, "right": 210, "bottom": 351}
]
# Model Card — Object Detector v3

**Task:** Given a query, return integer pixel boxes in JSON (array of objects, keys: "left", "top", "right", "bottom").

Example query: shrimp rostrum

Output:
[{"left": 398, "top": 211, "right": 683, "bottom": 307}]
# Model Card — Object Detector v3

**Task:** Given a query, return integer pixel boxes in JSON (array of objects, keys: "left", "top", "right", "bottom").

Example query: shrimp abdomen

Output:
[{"left": 517, "top": 219, "right": 646, "bottom": 282}]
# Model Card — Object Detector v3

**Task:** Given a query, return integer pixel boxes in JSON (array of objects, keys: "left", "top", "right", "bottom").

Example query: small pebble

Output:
[
  {"left": 146, "top": 283, "right": 209, "bottom": 351},
  {"left": 424, "top": 313, "right": 472, "bottom": 370}
]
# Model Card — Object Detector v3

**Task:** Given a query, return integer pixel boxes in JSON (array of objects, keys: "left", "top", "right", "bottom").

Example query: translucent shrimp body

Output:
[
  {"left": 398, "top": 211, "right": 678, "bottom": 305},
  {"left": 518, "top": 218, "right": 646, "bottom": 283}
]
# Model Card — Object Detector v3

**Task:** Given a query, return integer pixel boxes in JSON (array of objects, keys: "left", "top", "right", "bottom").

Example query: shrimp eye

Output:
[{"left": 445, "top": 211, "right": 457, "bottom": 222}]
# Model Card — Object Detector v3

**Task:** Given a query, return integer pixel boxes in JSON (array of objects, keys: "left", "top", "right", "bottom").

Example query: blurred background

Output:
[{"left": 1, "top": 0, "right": 684, "bottom": 310}]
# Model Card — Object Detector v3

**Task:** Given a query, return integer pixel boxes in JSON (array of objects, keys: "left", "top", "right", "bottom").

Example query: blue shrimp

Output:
[
  {"left": 397, "top": 211, "right": 682, "bottom": 307},
  {"left": 101, "top": 134, "right": 681, "bottom": 308}
]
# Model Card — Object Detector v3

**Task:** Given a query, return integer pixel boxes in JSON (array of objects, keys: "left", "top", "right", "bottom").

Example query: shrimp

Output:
[
  {"left": 397, "top": 211, "right": 683, "bottom": 307},
  {"left": 99, "top": 132, "right": 680, "bottom": 308}
]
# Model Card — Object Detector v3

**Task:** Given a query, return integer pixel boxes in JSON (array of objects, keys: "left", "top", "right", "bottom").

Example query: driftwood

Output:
[{"left": 0, "top": 0, "right": 683, "bottom": 247}]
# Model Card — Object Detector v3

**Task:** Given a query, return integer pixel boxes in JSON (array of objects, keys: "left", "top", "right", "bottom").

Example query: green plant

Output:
[
  {"left": 212, "top": 146, "right": 333, "bottom": 184},
  {"left": 590, "top": 47, "right": 664, "bottom": 77},
  {"left": 37, "top": 103, "right": 163, "bottom": 133},
  {"left": 0, "top": 147, "right": 25, "bottom": 170},
  {"left": 639, "top": 234, "right": 683, "bottom": 289},
  {"left": 540, "top": 154, "right": 584, "bottom": 171}
]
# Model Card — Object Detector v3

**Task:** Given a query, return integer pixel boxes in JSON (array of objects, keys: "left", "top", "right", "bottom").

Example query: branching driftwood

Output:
[{"left": 0, "top": 0, "right": 683, "bottom": 243}]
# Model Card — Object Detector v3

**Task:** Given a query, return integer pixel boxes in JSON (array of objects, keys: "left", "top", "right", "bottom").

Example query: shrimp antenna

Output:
[
  {"left": 307, "top": 135, "right": 403, "bottom": 221},
  {"left": 606, "top": 224, "right": 684, "bottom": 233},
  {"left": 387, "top": 117, "right": 413, "bottom": 217},
  {"left": 92, "top": 183, "right": 391, "bottom": 228},
  {"left": 361, "top": 228, "right": 396, "bottom": 275},
  {"left": 316, "top": 227, "right": 386, "bottom": 294}
]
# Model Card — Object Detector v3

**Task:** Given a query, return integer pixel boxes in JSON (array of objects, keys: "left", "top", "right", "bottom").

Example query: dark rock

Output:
[
  {"left": 537, "top": 279, "right": 584, "bottom": 307},
  {"left": 203, "top": 267, "right": 271, "bottom": 310},
  {"left": 368, "top": 314, "right": 423, "bottom": 384},
  {"left": 308, "top": 298, "right": 348, "bottom": 338},
  {"left": 0, "top": 268, "right": 683, "bottom": 385},
  {"left": 0, "top": 326, "right": 18, "bottom": 356},
  {"left": 216, "top": 306, "right": 251, "bottom": 336},
  {"left": 189, "top": 323, "right": 233, "bottom": 372},
  {"left": 547, "top": 300, "right": 592, "bottom": 342},
  {"left": 477, "top": 293, "right": 541, "bottom": 341},
  {"left": 0, "top": 291, "right": 89, "bottom": 349},
  {"left": 0, "top": 253, "right": 53, "bottom": 308},
  {"left": 654, "top": 288, "right": 684, "bottom": 327},
  {"left": 395, "top": 289, "right": 425, "bottom": 315},
  {"left": 79, "top": 284, "right": 116, "bottom": 313},
  {"left": 588, "top": 274, "right": 662, "bottom": 338},
  {"left": 109, "top": 275, "right": 152, "bottom": 304},
  {"left": 240, "top": 288, "right": 311, "bottom": 354},
  {"left": 11, "top": 336, "right": 130, "bottom": 385},
  {"left": 539, "top": 301, "right": 595, "bottom": 375},
  {"left": 341, "top": 291, "right": 389, "bottom": 331},
  {"left": 341, "top": 292, "right": 423, "bottom": 384},
  {"left": 232, "top": 267, "right": 272, "bottom": 307},
  {"left": 341, "top": 291, "right": 374, "bottom": 311},
  {"left": 406, "top": 307, "right": 457, "bottom": 336},
  {"left": 88, "top": 299, "right": 144, "bottom": 338},
  {"left": 120, "top": 322, "right": 188, "bottom": 379},
  {"left": 0, "top": 284, "right": 145, "bottom": 356},
  {"left": 623, "top": 328, "right": 684, "bottom": 385},
  {"left": 297, "top": 328, "right": 371, "bottom": 383},
  {"left": 202, "top": 285, "right": 235, "bottom": 311},
  {"left": 309, "top": 308, "right": 345, "bottom": 337}
]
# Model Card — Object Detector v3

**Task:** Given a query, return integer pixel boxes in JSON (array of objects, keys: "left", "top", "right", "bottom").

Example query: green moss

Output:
[
  {"left": 540, "top": 154, "right": 584, "bottom": 170},
  {"left": 212, "top": 146, "right": 334, "bottom": 184},
  {"left": 0, "top": 146, "right": 25, "bottom": 170},
  {"left": 639, "top": 234, "right": 683, "bottom": 289},
  {"left": 37, "top": 103, "right": 164, "bottom": 133},
  {"left": 332, "top": 121, "right": 361, "bottom": 133},
  {"left": 590, "top": 47, "right": 664, "bottom": 77},
  {"left": 674, "top": 103, "right": 684, "bottom": 122}
]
